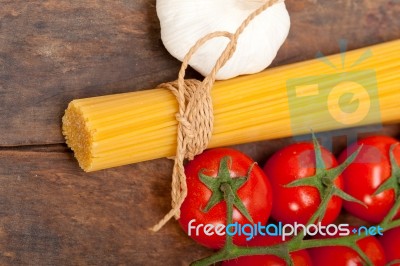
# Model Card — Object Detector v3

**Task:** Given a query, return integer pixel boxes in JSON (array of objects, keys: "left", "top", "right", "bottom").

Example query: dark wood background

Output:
[{"left": 0, "top": 0, "right": 399, "bottom": 265}]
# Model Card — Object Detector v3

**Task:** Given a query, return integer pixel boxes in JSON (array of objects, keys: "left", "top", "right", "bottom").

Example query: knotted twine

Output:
[{"left": 151, "top": 0, "right": 282, "bottom": 232}]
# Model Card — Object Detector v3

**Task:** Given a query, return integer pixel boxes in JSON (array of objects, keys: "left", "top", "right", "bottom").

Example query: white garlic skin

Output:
[{"left": 157, "top": 0, "right": 290, "bottom": 80}]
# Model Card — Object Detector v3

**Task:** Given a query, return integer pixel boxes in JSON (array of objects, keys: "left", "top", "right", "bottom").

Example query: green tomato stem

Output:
[
  {"left": 382, "top": 195, "right": 400, "bottom": 226},
  {"left": 190, "top": 136, "right": 400, "bottom": 266},
  {"left": 221, "top": 183, "right": 235, "bottom": 249}
]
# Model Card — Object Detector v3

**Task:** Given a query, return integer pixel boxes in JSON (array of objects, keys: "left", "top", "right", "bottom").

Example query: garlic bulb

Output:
[{"left": 157, "top": 0, "right": 290, "bottom": 80}]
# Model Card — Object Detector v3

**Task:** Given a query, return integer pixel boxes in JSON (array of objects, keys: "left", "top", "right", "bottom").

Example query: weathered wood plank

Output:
[
  {"left": 278, "top": 0, "right": 400, "bottom": 65},
  {"left": 0, "top": 0, "right": 184, "bottom": 146},
  {"left": 0, "top": 124, "right": 399, "bottom": 265},
  {"left": 0, "top": 0, "right": 399, "bottom": 146},
  {"left": 0, "top": 1, "right": 399, "bottom": 264},
  {"left": 0, "top": 149, "right": 212, "bottom": 265}
]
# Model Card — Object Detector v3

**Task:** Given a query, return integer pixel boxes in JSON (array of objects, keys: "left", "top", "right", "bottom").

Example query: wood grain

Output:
[
  {"left": 0, "top": 0, "right": 183, "bottom": 146},
  {"left": 0, "top": 148, "right": 212, "bottom": 265},
  {"left": 276, "top": 0, "right": 400, "bottom": 65},
  {"left": 0, "top": 0, "right": 399, "bottom": 146},
  {"left": 0, "top": 0, "right": 399, "bottom": 265},
  {"left": 0, "top": 125, "right": 399, "bottom": 265}
]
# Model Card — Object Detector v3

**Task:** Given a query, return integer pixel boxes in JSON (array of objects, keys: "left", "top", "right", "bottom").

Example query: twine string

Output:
[{"left": 151, "top": 0, "right": 282, "bottom": 232}]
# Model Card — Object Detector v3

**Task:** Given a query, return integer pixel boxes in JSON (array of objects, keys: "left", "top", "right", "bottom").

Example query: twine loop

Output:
[{"left": 151, "top": 0, "right": 282, "bottom": 232}]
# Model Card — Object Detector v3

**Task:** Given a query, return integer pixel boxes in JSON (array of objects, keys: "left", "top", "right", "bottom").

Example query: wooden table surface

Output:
[{"left": 0, "top": 0, "right": 399, "bottom": 265}]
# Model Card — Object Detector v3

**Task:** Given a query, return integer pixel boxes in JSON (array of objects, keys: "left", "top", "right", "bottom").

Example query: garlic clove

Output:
[{"left": 157, "top": 0, "right": 290, "bottom": 80}]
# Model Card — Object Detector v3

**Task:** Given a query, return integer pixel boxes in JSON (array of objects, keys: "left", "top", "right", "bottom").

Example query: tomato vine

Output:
[{"left": 190, "top": 135, "right": 400, "bottom": 266}]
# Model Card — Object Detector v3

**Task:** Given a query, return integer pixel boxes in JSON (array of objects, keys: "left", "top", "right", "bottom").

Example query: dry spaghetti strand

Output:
[
  {"left": 149, "top": 0, "right": 283, "bottom": 231},
  {"left": 62, "top": 30, "right": 400, "bottom": 231},
  {"left": 62, "top": 39, "right": 400, "bottom": 171}
]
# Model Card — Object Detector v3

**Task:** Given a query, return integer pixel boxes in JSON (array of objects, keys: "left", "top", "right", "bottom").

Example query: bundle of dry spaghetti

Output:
[{"left": 63, "top": 39, "right": 400, "bottom": 172}]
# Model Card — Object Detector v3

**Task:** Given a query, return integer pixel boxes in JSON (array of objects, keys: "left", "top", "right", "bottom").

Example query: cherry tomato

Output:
[
  {"left": 179, "top": 148, "right": 272, "bottom": 249},
  {"left": 263, "top": 142, "right": 343, "bottom": 225},
  {"left": 222, "top": 235, "right": 312, "bottom": 266},
  {"left": 338, "top": 135, "right": 400, "bottom": 223},
  {"left": 308, "top": 230, "right": 386, "bottom": 266},
  {"left": 378, "top": 226, "right": 400, "bottom": 265}
]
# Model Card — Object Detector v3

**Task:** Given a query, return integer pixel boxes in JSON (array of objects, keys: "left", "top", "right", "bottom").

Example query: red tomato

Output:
[
  {"left": 222, "top": 235, "right": 312, "bottom": 266},
  {"left": 263, "top": 142, "right": 343, "bottom": 225},
  {"left": 179, "top": 148, "right": 272, "bottom": 249},
  {"left": 379, "top": 227, "right": 400, "bottom": 265},
  {"left": 338, "top": 135, "right": 400, "bottom": 223},
  {"left": 309, "top": 231, "right": 386, "bottom": 266}
]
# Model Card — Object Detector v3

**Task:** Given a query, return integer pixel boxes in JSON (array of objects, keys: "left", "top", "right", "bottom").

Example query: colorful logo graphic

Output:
[
  {"left": 187, "top": 219, "right": 383, "bottom": 241},
  {"left": 286, "top": 40, "right": 382, "bottom": 150}
]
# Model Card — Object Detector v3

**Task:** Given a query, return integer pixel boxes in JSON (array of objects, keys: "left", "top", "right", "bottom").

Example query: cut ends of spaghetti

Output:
[{"left": 62, "top": 101, "right": 94, "bottom": 172}]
